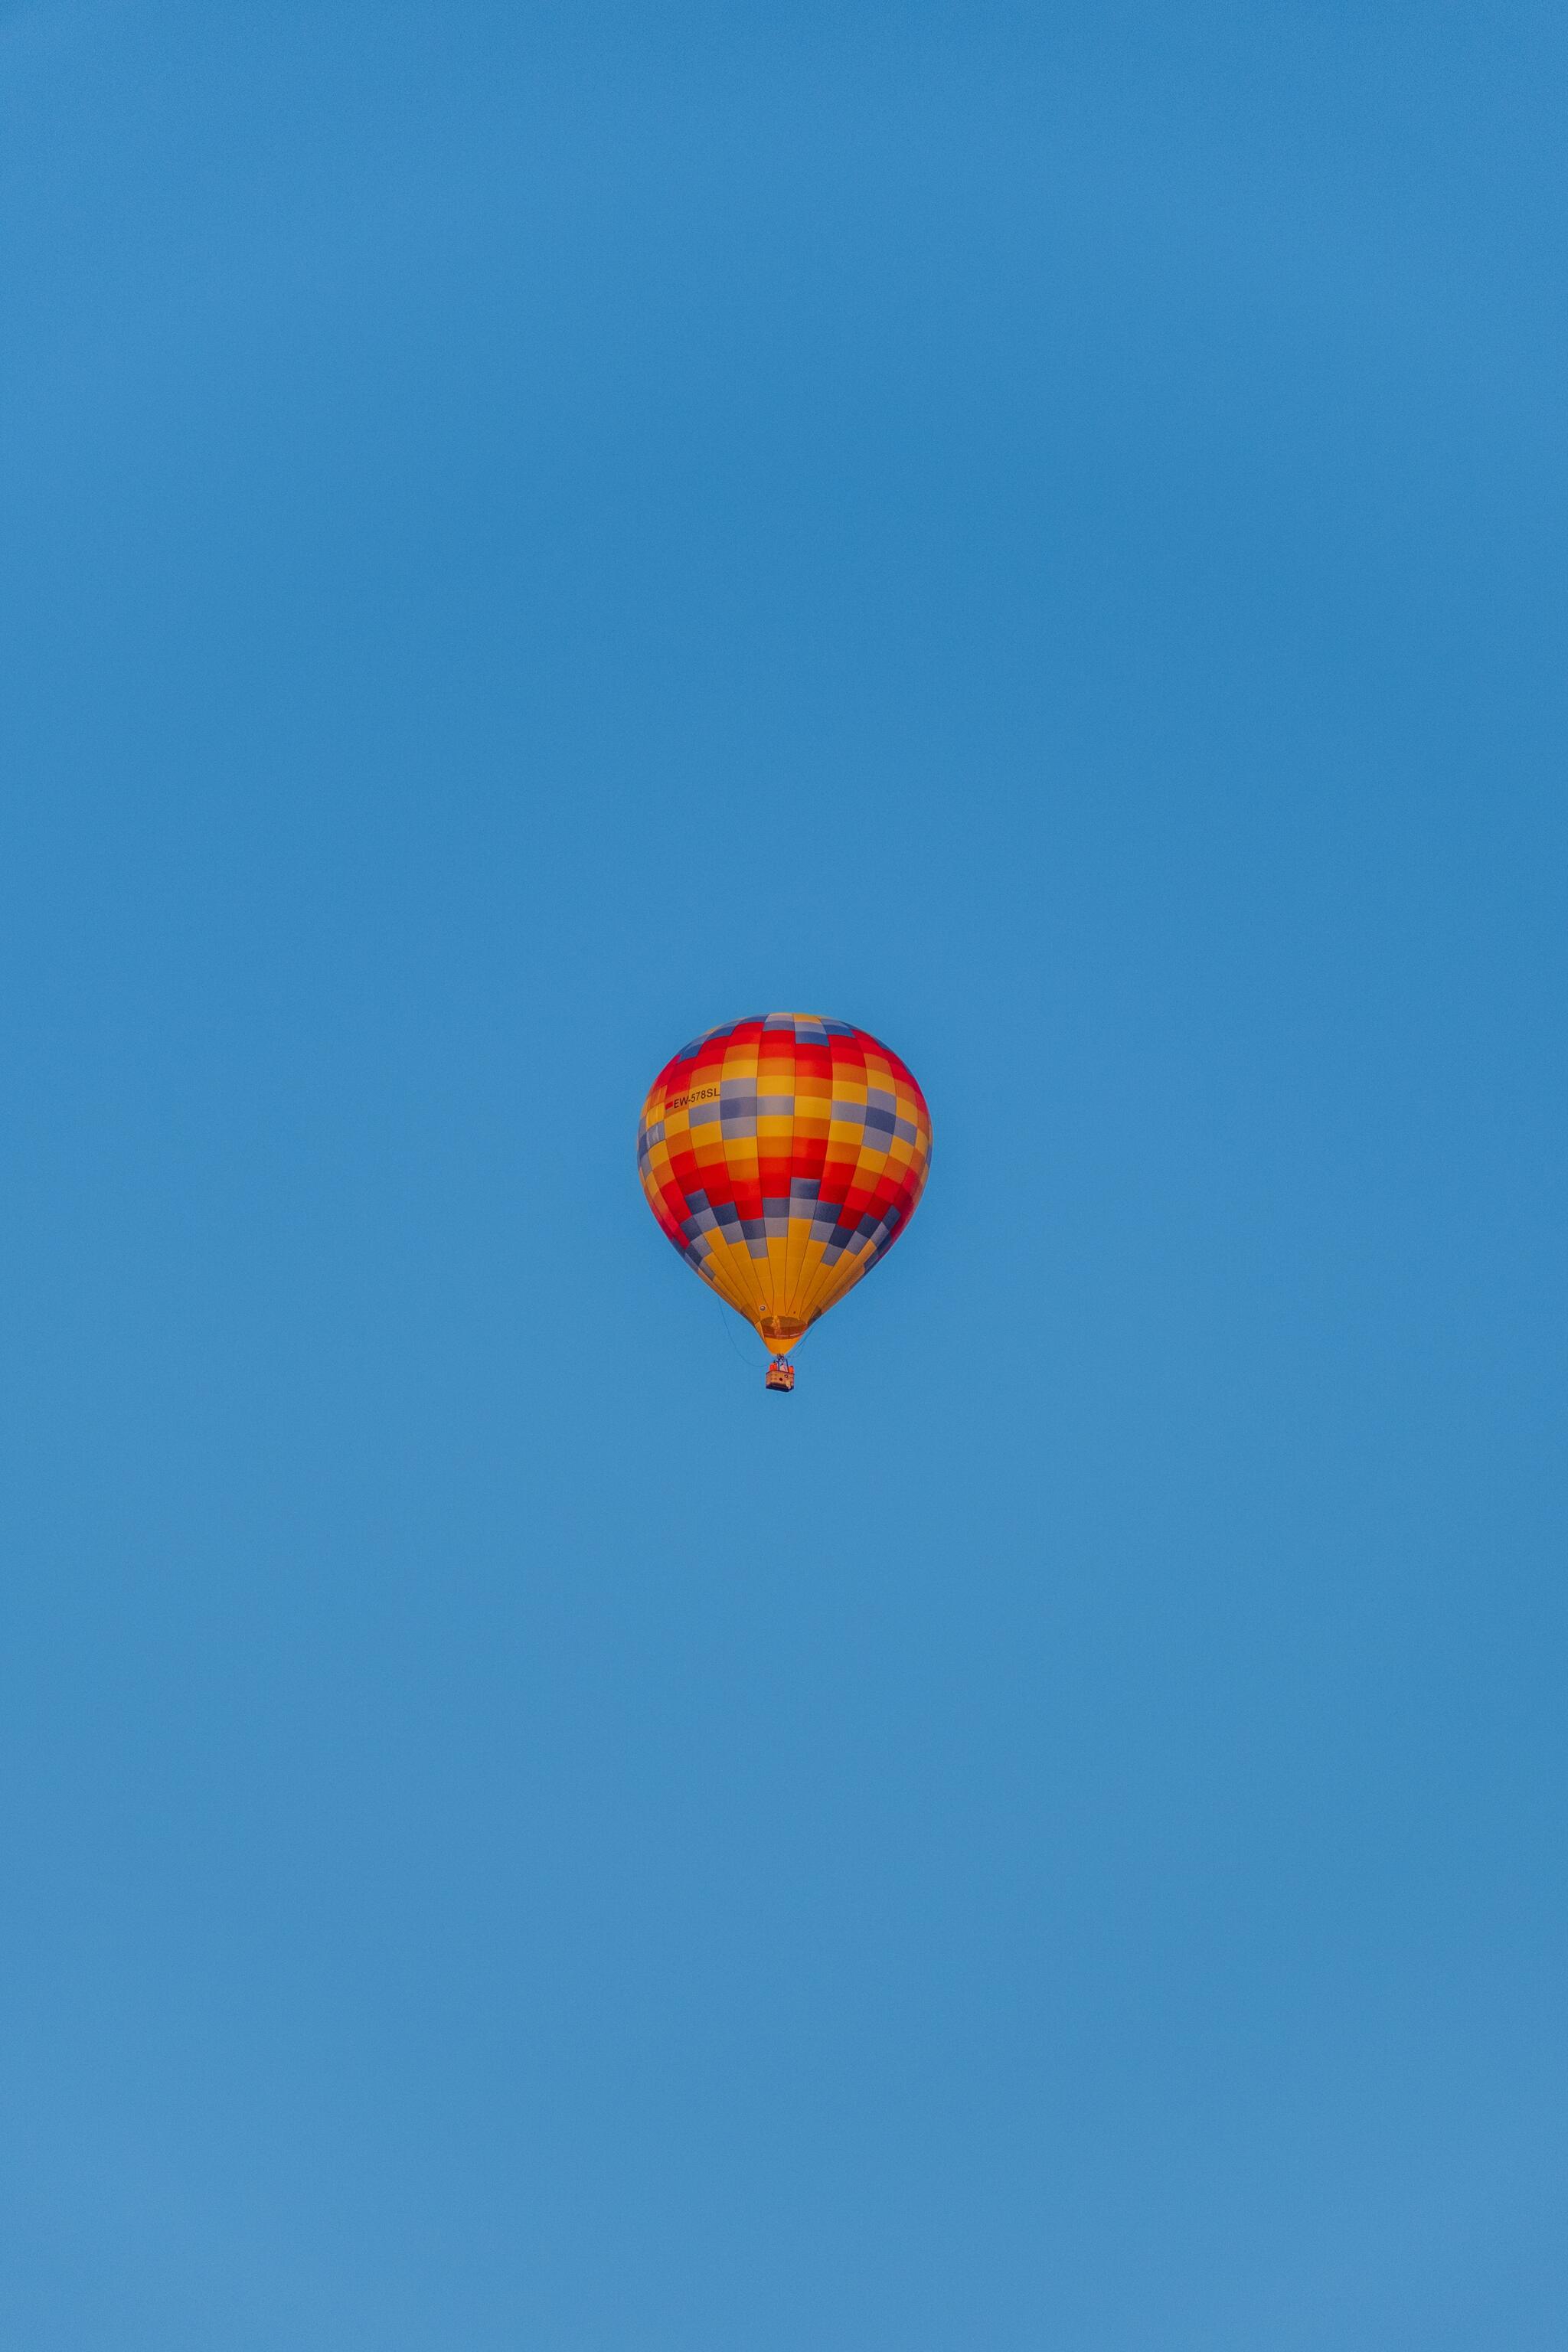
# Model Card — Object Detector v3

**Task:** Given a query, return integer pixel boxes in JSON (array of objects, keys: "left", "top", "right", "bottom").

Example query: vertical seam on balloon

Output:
[
  {"left": 730, "top": 1021, "right": 770, "bottom": 1334},
  {"left": 779, "top": 1024, "right": 811, "bottom": 1335},
  {"left": 761, "top": 1023, "right": 785, "bottom": 1331}
]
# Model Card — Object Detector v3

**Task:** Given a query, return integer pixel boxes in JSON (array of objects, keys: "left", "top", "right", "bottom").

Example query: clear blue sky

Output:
[{"left": 2, "top": 2, "right": 1564, "bottom": 2344}]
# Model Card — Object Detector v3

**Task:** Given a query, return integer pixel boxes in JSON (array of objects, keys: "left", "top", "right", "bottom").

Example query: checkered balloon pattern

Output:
[{"left": 637, "top": 1013, "right": 933, "bottom": 1355}]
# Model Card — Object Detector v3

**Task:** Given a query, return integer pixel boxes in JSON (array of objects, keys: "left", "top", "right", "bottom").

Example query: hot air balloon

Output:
[{"left": 637, "top": 1013, "right": 932, "bottom": 1390}]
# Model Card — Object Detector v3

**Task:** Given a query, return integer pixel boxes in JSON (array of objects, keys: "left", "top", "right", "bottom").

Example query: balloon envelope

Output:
[{"left": 638, "top": 1013, "right": 932, "bottom": 1355}]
